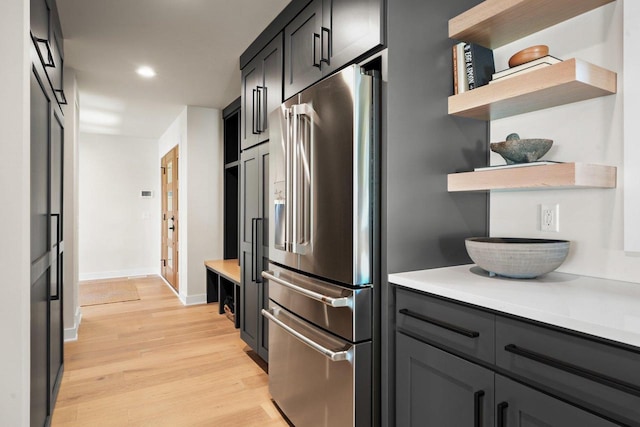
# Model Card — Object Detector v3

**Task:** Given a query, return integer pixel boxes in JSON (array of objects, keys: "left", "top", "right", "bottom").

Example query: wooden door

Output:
[{"left": 161, "top": 146, "right": 179, "bottom": 291}]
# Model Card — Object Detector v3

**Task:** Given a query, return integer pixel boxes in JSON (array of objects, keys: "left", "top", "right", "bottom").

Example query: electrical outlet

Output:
[{"left": 540, "top": 204, "right": 559, "bottom": 232}]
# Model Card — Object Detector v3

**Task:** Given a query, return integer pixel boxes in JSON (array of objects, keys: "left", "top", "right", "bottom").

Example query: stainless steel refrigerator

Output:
[{"left": 261, "top": 64, "right": 377, "bottom": 426}]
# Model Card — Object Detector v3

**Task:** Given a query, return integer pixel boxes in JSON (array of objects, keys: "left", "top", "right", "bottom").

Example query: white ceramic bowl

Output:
[{"left": 465, "top": 237, "right": 570, "bottom": 279}]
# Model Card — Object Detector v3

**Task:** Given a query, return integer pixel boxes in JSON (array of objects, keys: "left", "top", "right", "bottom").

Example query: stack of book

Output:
[
  {"left": 452, "top": 42, "right": 495, "bottom": 94},
  {"left": 489, "top": 55, "right": 562, "bottom": 84}
]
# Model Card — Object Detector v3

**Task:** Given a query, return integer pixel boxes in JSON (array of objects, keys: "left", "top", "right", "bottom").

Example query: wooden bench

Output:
[{"left": 204, "top": 259, "right": 241, "bottom": 328}]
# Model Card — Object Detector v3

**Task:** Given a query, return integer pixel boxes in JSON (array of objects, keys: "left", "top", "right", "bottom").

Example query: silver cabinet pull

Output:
[
  {"left": 262, "top": 308, "right": 351, "bottom": 362},
  {"left": 261, "top": 271, "right": 351, "bottom": 308}
]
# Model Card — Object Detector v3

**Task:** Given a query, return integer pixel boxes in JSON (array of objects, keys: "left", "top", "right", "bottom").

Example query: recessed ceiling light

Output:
[{"left": 136, "top": 66, "right": 156, "bottom": 78}]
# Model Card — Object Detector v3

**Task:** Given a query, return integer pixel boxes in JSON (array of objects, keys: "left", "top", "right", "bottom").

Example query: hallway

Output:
[{"left": 52, "top": 276, "right": 288, "bottom": 426}]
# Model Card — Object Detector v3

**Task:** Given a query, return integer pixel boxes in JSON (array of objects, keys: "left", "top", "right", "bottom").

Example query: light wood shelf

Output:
[
  {"left": 447, "top": 162, "right": 617, "bottom": 192},
  {"left": 204, "top": 258, "right": 241, "bottom": 284},
  {"left": 448, "top": 59, "right": 616, "bottom": 121},
  {"left": 449, "top": 0, "right": 616, "bottom": 48}
]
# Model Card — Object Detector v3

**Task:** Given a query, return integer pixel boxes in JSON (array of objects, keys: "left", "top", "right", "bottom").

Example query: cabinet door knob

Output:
[
  {"left": 321, "top": 27, "right": 331, "bottom": 65},
  {"left": 252, "top": 89, "right": 259, "bottom": 135},
  {"left": 497, "top": 402, "right": 509, "bottom": 427},
  {"left": 312, "top": 33, "right": 321, "bottom": 68},
  {"left": 474, "top": 390, "right": 485, "bottom": 427}
]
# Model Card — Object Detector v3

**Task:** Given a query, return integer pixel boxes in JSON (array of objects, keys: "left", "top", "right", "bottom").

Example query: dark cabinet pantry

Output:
[
  {"left": 30, "top": 0, "right": 65, "bottom": 425},
  {"left": 239, "top": 143, "right": 270, "bottom": 361}
]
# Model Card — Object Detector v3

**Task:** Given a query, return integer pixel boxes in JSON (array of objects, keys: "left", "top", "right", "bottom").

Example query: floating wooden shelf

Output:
[
  {"left": 448, "top": 59, "right": 616, "bottom": 121},
  {"left": 447, "top": 163, "right": 617, "bottom": 192},
  {"left": 449, "top": 0, "right": 616, "bottom": 48}
]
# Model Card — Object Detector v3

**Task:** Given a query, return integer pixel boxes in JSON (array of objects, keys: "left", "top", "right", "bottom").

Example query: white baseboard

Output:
[
  {"left": 79, "top": 268, "right": 158, "bottom": 282},
  {"left": 64, "top": 307, "right": 83, "bottom": 342},
  {"left": 157, "top": 275, "right": 206, "bottom": 306},
  {"left": 181, "top": 293, "right": 207, "bottom": 306}
]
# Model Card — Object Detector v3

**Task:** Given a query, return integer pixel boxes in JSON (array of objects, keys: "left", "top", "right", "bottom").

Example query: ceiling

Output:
[{"left": 57, "top": 0, "right": 290, "bottom": 139}]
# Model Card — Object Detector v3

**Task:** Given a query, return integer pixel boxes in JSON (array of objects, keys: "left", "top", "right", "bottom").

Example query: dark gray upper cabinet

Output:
[
  {"left": 241, "top": 34, "right": 283, "bottom": 151},
  {"left": 30, "top": 0, "right": 50, "bottom": 42},
  {"left": 322, "top": 0, "right": 384, "bottom": 74},
  {"left": 284, "top": 0, "right": 384, "bottom": 99},
  {"left": 31, "top": 0, "right": 66, "bottom": 107},
  {"left": 284, "top": 0, "right": 323, "bottom": 100}
]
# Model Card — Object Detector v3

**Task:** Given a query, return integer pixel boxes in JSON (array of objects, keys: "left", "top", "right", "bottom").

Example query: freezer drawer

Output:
[
  {"left": 263, "top": 263, "right": 372, "bottom": 342},
  {"left": 263, "top": 301, "right": 372, "bottom": 427}
]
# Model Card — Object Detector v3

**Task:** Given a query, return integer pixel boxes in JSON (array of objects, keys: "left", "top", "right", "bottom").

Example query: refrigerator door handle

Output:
[
  {"left": 291, "top": 105, "right": 299, "bottom": 252},
  {"left": 261, "top": 270, "right": 351, "bottom": 308},
  {"left": 262, "top": 308, "right": 352, "bottom": 362},
  {"left": 285, "top": 107, "right": 293, "bottom": 252},
  {"left": 291, "top": 103, "right": 311, "bottom": 255}
]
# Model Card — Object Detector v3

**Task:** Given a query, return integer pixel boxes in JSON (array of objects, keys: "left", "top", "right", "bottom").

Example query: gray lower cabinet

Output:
[
  {"left": 239, "top": 143, "right": 270, "bottom": 361},
  {"left": 396, "top": 332, "right": 494, "bottom": 427},
  {"left": 395, "top": 287, "right": 638, "bottom": 426},
  {"left": 495, "top": 375, "right": 617, "bottom": 427}
]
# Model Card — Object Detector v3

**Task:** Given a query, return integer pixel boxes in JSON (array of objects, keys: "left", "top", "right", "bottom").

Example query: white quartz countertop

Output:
[{"left": 389, "top": 265, "right": 640, "bottom": 349}]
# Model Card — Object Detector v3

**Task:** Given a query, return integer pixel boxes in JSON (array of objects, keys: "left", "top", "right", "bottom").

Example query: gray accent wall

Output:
[
  {"left": 381, "top": 0, "right": 488, "bottom": 424},
  {"left": 386, "top": 0, "right": 488, "bottom": 275}
]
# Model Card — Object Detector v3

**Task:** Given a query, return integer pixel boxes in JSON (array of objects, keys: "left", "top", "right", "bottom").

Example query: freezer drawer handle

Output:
[
  {"left": 262, "top": 271, "right": 351, "bottom": 308},
  {"left": 262, "top": 308, "right": 351, "bottom": 362}
]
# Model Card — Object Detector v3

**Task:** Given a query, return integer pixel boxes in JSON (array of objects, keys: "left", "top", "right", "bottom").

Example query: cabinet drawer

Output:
[
  {"left": 396, "top": 287, "right": 495, "bottom": 364},
  {"left": 495, "top": 374, "right": 618, "bottom": 427},
  {"left": 496, "top": 317, "right": 640, "bottom": 425}
]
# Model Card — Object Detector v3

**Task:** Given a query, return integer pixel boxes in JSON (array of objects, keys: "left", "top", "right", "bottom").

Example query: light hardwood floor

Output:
[{"left": 52, "top": 276, "right": 288, "bottom": 426}]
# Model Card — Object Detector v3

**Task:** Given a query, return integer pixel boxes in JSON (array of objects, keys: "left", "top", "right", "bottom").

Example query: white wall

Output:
[
  {"left": 78, "top": 133, "right": 161, "bottom": 280},
  {"left": 623, "top": 0, "right": 640, "bottom": 251},
  {"left": 0, "top": 0, "right": 30, "bottom": 424},
  {"left": 62, "top": 68, "right": 81, "bottom": 341},
  {"left": 185, "top": 106, "right": 224, "bottom": 302},
  {"left": 158, "top": 106, "right": 223, "bottom": 304},
  {"left": 490, "top": 2, "right": 640, "bottom": 283}
]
